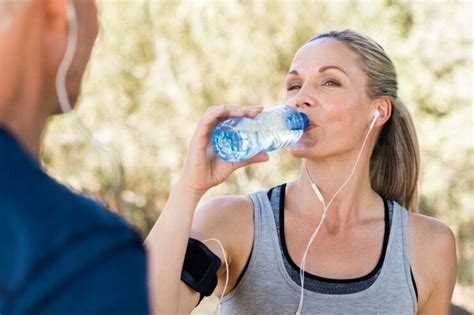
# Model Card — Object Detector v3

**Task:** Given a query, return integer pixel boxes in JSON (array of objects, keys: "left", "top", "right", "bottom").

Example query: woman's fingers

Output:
[
  {"left": 191, "top": 105, "right": 263, "bottom": 147},
  {"left": 243, "top": 106, "right": 265, "bottom": 118},
  {"left": 232, "top": 151, "right": 269, "bottom": 170},
  {"left": 180, "top": 106, "right": 268, "bottom": 193},
  {"left": 206, "top": 105, "right": 261, "bottom": 128}
]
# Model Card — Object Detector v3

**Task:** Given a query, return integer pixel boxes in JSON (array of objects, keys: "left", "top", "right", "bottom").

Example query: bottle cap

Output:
[{"left": 299, "top": 112, "right": 309, "bottom": 129}]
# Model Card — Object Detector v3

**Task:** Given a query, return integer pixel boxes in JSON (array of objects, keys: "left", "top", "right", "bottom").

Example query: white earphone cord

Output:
[
  {"left": 202, "top": 238, "right": 229, "bottom": 315},
  {"left": 56, "top": 0, "right": 77, "bottom": 115},
  {"left": 55, "top": 1, "right": 122, "bottom": 204},
  {"left": 296, "top": 113, "right": 378, "bottom": 315}
]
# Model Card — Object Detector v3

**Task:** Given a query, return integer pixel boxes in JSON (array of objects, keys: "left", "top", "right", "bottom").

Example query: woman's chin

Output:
[{"left": 290, "top": 140, "right": 316, "bottom": 157}]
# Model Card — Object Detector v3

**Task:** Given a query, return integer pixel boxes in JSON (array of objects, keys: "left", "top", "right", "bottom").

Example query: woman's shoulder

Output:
[
  {"left": 407, "top": 211, "right": 456, "bottom": 269},
  {"left": 190, "top": 193, "right": 257, "bottom": 271},
  {"left": 407, "top": 211, "right": 456, "bottom": 251},
  {"left": 190, "top": 193, "right": 255, "bottom": 245},
  {"left": 407, "top": 210, "right": 457, "bottom": 307},
  {"left": 195, "top": 194, "right": 254, "bottom": 221},
  {"left": 191, "top": 187, "right": 273, "bottom": 247},
  {"left": 194, "top": 187, "right": 272, "bottom": 222}
]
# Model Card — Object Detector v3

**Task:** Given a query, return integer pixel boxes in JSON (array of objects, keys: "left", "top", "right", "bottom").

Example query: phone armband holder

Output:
[{"left": 181, "top": 238, "right": 222, "bottom": 301}]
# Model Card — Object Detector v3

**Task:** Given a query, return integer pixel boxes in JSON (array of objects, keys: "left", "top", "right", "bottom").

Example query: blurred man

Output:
[{"left": 0, "top": 1, "right": 149, "bottom": 314}]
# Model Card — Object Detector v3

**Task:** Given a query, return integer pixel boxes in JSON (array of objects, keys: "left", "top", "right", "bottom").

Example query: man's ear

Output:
[
  {"left": 43, "top": 0, "right": 69, "bottom": 58},
  {"left": 42, "top": 0, "right": 70, "bottom": 84},
  {"left": 44, "top": 0, "right": 69, "bottom": 33}
]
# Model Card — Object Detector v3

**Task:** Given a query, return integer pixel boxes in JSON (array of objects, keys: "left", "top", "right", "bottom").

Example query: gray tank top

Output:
[
  {"left": 220, "top": 191, "right": 418, "bottom": 314},
  {"left": 268, "top": 184, "right": 392, "bottom": 294}
]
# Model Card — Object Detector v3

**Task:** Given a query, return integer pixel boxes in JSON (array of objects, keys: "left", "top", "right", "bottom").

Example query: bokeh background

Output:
[{"left": 40, "top": 0, "right": 473, "bottom": 313}]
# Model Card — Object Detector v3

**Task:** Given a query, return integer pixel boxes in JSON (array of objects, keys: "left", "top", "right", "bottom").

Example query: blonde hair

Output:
[
  {"left": 0, "top": 1, "right": 27, "bottom": 32},
  {"left": 309, "top": 30, "right": 420, "bottom": 211}
]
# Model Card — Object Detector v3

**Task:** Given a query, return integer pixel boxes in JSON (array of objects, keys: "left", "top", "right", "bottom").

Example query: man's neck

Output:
[
  {"left": 3, "top": 119, "right": 47, "bottom": 159},
  {"left": 0, "top": 99, "right": 50, "bottom": 159}
]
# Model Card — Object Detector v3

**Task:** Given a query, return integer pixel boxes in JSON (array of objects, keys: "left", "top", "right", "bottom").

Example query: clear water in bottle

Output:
[{"left": 211, "top": 105, "right": 309, "bottom": 162}]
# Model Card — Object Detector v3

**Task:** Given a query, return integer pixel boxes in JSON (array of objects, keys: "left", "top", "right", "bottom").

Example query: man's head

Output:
[{"left": 0, "top": 0, "right": 98, "bottom": 117}]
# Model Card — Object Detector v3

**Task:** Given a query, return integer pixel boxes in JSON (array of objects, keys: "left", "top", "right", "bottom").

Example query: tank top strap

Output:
[
  {"left": 229, "top": 191, "right": 281, "bottom": 291},
  {"left": 248, "top": 190, "right": 280, "bottom": 253},
  {"left": 398, "top": 202, "right": 418, "bottom": 308},
  {"left": 382, "top": 201, "right": 418, "bottom": 312}
]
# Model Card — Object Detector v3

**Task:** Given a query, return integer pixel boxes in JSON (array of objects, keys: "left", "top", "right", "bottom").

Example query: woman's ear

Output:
[{"left": 372, "top": 96, "right": 392, "bottom": 128}]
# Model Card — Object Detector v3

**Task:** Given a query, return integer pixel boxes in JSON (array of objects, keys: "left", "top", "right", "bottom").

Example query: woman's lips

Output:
[{"left": 304, "top": 123, "right": 316, "bottom": 132}]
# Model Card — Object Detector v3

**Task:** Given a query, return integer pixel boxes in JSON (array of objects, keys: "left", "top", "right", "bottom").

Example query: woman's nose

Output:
[{"left": 288, "top": 93, "right": 315, "bottom": 109}]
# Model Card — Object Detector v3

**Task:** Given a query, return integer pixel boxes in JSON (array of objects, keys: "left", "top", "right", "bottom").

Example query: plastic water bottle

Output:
[{"left": 211, "top": 105, "right": 309, "bottom": 162}]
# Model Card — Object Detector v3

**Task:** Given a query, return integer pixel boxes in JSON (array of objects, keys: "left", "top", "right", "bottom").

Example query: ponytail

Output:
[{"left": 370, "top": 99, "right": 420, "bottom": 211}]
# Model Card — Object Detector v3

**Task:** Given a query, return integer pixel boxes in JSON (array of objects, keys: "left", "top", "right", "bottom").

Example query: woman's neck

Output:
[{"left": 286, "top": 154, "right": 383, "bottom": 228}]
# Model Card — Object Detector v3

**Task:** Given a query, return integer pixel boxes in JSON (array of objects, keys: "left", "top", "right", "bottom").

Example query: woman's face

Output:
[{"left": 285, "top": 38, "right": 375, "bottom": 160}]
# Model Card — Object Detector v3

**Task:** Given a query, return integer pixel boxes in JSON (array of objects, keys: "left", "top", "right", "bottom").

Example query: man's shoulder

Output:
[
  {"left": 0, "top": 155, "right": 137, "bottom": 245},
  {"left": 0, "top": 178, "right": 145, "bottom": 307},
  {"left": 0, "top": 135, "right": 142, "bottom": 303},
  {"left": 0, "top": 127, "right": 136, "bottom": 241}
]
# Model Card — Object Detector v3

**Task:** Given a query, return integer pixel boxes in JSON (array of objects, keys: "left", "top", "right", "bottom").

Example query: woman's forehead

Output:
[{"left": 290, "top": 38, "right": 360, "bottom": 73}]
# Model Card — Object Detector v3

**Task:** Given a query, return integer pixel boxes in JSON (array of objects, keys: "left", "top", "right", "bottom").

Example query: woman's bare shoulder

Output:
[
  {"left": 190, "top": 194, "right": 254, "bottom": 251},
  {"left": 407, "top": 211, "right": 456, "bottom": 251},
  {"left": 193, "top": 194, "right": 253, "bottom": 228},
  {"left": 407, "top": 211, "right": 457, "bottom": 310}
]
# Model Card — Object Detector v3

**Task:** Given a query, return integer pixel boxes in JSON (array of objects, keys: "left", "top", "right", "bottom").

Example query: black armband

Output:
[{"left": 181, "top": 238, "right": 222, "bottom": 302}]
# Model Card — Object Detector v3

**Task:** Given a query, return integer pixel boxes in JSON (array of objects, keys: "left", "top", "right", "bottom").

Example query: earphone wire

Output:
[
  {"left": 202, "top": 238, "right": 229, "bottom": 315},
  {"left": 296, "top": 114, "right": 378, "bottom": 314},
  {"left": 54, "top": 0, "right": 122, "bottom": 205},
  {"left": 56, "top": 0, "right": 77, "bottom": 115}
]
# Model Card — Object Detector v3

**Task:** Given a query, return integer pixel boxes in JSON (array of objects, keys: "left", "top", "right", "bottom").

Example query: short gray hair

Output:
[{"left": 0, "top": 1, "right": 28, "bottom": 32}]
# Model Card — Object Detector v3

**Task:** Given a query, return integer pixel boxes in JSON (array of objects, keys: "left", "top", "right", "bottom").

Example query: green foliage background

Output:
[{"left": 41, "top": 0, "right": 473, "bottom": 289}]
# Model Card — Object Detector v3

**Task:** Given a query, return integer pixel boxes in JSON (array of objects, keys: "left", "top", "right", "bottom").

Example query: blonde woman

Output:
[{"left": 146, "top": 30, "right": 456, "bottom": 315}]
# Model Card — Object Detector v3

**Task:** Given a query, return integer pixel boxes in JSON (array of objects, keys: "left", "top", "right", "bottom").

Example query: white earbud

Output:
[
  {"left": 374, "top": 109, "right": 381, "bottom": 119},
  {"left": 369, "top": 109, "right": 381, "bottom": 131}
]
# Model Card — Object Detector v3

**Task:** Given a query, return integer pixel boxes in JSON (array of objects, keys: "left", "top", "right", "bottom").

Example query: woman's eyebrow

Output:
[
  {"left": 286, "top": 66, "right": 348, "bottom": 78},
  {"left": 319, "top": 65, "right": 348, "bottom": 76}
]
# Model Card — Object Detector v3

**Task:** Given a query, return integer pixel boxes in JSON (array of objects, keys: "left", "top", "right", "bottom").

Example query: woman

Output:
[{"left": 145, "top": 30, "right": 456, "bottom": 314}]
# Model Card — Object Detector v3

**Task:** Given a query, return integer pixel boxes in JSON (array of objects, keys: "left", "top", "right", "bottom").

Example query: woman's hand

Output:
[{"left": 177, "top": 105, "right": 269, "bottom": 195}]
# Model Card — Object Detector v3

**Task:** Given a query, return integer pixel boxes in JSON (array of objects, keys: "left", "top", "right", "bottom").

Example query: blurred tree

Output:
[{"left": 41, "top": 0, "right": 472, "bottom": 287}]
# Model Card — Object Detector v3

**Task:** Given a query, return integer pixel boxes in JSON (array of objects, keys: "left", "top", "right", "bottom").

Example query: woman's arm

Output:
[
  {"left": 145, "top": 183, "right": 203, "bottom": 314},
  {"left": 144, "top": 105, "right": 268, "bottom": 314}
]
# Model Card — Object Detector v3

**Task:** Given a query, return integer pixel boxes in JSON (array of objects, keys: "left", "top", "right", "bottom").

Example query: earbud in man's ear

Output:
[{"left": 369, "top": 109, "right": 381, "bottom": 130}]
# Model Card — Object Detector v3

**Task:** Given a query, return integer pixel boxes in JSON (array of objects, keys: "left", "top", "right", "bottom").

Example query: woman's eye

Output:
[
  {"left": 287, "top": 84, "right": 301, "bottom": 91},
  {"left": 322, "top": 80, "right": 341, "bottom": 87}
]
